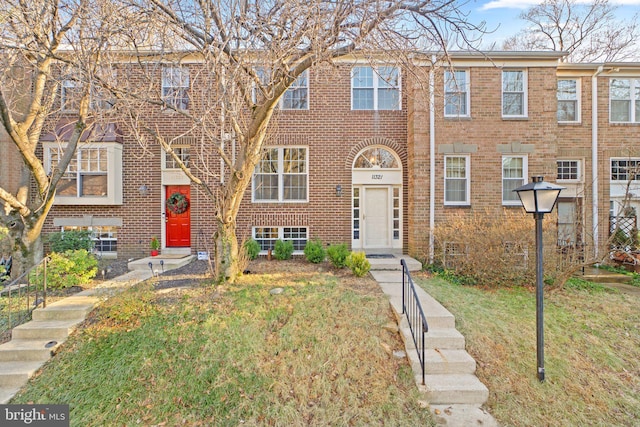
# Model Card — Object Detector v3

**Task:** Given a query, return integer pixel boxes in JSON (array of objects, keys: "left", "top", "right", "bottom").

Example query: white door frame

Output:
[{"left": 351, "top": 146, "right": 402, "bottom": 251}]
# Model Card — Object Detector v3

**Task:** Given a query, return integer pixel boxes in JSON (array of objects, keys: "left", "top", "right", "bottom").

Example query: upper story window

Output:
[
  {"left": 252, "top": 147, "right": 308, "bottom": 202},
  {"left": 164, "top": 146, "right": 190, "bottom": 169},
  {"left": 45, "top": 142, "right": 123, "bottom": 205},
  {"left": 61, "top": 79, "right": 81, "bottom": 112},
  {"left": 502, "top": 70, "right": 527, "bottom": 118},
  {"left": 253, "top": 68, "right": 308, "bottom": 110},
  {"left": 444, "top": 155, "right": 470, "bottom": 205},
  {"left": 610, "top": 78, "right": 640, "bottom": 123},
  {"left": 611, "top": 159, "right": 640, "bottom": 181},
  {"left": 351, "top": 66, "right": 400, "bottom": 110},
  {"left": 162, "top": 66, "right": 190, "bottom": 110},
  {"left": 557, "top": 79, "right": 580, "bottom": 123},
  {"left": 557, "top": 160, "right": 581, "bottom": 182},
  {"left": 281, "top": 70, "right": 309, "bottom": 110},
  {"left": 502, "top": 155, "right": 527, "bottom": 205},
  {"left": 444, "top": 69, "right": 469, "bottom": 117}
]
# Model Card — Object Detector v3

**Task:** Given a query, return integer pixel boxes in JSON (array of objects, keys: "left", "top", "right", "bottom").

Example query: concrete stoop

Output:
[
  {"left": 370, "top": 268, "right": 499, "bottom": 426},
  {"left": 0, "top": 267, "right": 154, "bottom": 404}
]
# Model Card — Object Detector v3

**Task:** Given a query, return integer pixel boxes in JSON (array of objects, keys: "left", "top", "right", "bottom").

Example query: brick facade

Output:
[{"left": 15, "top": 52, "right": 639, "bottom": 261}]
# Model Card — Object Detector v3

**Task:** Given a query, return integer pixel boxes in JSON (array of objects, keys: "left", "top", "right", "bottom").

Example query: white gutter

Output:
[
  {"left": 429, "top": 56, "right": 436, "bottom": 264},
  {"left": 592, "top": 65, "right": 604, "bottom": 259}
]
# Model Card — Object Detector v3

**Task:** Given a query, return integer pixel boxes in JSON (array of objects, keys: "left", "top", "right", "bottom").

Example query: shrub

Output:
[
  {"left": 30, "top": 250, "right": 98, "bottom": 290},
  {"left": 274, "top": 240, "right": 294, "bottom": 260},
  {"left": 346, "top": 251, "right": 371, "bottom": 277},
  {"left": 304, "top": 238, "right": 326, "bottom": 263},
  {"left": 327, "top": 244, "right": 349, "bottom": 268},
  {"left": 47, "top": 230, "right": 93, "bottom": 253},
  {"left": 244, "top": 238, "right": 260, "bottom": 260}
]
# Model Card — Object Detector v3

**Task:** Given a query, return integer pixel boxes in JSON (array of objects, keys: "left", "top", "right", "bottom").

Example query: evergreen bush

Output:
[
  {"left": 30, "top": 249, "right": 98, "bottom": 290},
  {"left": 304, "top": 239, "right": 326, "bottom": 263},
  {"left": 327, "top": 244, "right": 349, "bottom": 268},
  {"left": 244, "top": 238, "right": 261, "bottom": 260},
  {"left": 346, "top": 251, "right": 371, "bottom": 277},
  {"left": 274, "top": 240, "right": 294, "bottom": 260},
  {"left": 47, "top": 230, "right": 93, "bottom": 253}
]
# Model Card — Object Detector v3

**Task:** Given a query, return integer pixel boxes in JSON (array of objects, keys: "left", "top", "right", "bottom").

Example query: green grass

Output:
[
  {"left": 417, "top": 273, "right": 640, "bottom": 427},
  {"left": 12, "top": 270, "right": 433, "bottom": 426}
]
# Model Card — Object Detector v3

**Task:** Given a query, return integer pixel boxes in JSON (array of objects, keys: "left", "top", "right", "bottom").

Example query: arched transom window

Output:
[{"left": 353, "top": 147, "right": 399, "bottom": 169}]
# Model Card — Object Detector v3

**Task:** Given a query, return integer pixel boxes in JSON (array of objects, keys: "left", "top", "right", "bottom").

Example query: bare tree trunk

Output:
[{"left": 214, "top": 219, "right": 239, "bottom": 282}]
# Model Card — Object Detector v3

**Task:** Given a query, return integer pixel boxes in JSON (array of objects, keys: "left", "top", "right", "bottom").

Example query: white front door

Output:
[{"left": 364, "top": 187, "right": 390, "bottom": 248}]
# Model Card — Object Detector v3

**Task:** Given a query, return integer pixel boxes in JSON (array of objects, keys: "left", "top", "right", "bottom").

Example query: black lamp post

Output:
[{"left": 514, "top": 176, "right": 564, "bottom": 382}]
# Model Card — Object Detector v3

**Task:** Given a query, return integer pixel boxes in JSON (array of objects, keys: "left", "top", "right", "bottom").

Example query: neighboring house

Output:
[{"left": 6, "top": 51, "right": 638, "bottom": 262}]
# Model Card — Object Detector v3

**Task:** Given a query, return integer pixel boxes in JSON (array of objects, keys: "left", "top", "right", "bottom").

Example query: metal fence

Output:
[
  {"left": 401, "top": 259, "right": 429, "bottom": 385},
  {"left": 0, "top": 258, "right": 49, "bottom": 340}
]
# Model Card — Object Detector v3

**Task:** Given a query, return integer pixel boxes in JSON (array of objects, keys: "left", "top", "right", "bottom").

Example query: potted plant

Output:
[{"left": 150, "top": 236, "right": 160, "bottom": 256}]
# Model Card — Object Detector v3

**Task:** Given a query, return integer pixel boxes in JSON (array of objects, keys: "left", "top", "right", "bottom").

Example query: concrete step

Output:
[
  {"left": 0, "top": 361, "right": 44, "bottom": 387},
  {"left": 368, "top": 256, "right": 422, "bottom": 272},
  {"left": 0, "top": 339, "right": 60, "bottom": 362},
  {"left": 400, "top": 325, "right": 466, "bottom": 350},
  {"left": 11, "top": 319, "right": 82, "bottom": 341},
  {"left": 0, "top": 386, "right": 23, "bottom": 404},
  {"left": 32, "top": 295, "right": 98, "bottom": 321},
  {"left": 128, "top": 255, "right": 195, "bottom": 272},
  {"left": 418, "top": 374, "right": 489, "bottom": 405},
  {"left": 409, "top": 349, "right": 477, "bottom": 375}
]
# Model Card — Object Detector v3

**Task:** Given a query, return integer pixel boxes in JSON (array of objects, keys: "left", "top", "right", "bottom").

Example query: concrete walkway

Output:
[
  {"left": 0, "top": 255, "right": 194, "bottom": 404},
  {"left": 368, "top": 256, "right": 498, "bottom": 427}
]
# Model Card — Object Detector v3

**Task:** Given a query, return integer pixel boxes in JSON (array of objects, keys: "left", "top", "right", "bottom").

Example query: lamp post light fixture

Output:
[{"left": 514, "top": 176, "right": 564, "bottom": 382}]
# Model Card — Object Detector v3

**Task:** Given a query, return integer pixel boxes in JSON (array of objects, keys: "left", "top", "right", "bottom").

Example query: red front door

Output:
[{"left": 166, "top": 185, "right": 191, "bottom": 247}]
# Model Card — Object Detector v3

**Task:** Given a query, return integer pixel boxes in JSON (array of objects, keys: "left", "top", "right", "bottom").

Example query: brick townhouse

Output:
[{"left": 5, "top": 51, "right": 639, "bottom": 262}]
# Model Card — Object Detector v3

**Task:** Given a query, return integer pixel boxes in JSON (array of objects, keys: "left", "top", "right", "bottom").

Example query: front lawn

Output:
[{"left": 12, "top": 263, "right": 433, "bottom": 426}]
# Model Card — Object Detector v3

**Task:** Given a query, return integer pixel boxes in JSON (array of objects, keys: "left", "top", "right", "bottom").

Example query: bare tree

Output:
[
  {"left": 502, "top": 0, "right": 640, "bottom": 62},
  {"left": 0, "top": 0, "right": 120, "bottom": 275},
  {"left": 110, "top": 0, "right": 485, "bottom": 282}
]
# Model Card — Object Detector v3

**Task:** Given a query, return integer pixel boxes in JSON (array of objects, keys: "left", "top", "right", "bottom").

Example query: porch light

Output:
[
  {"left": 138, "top": 184, "right": 150, "bottom": 196},
  {"left": 336, "top": 185, "right": 342, "bottom": 197},
  {"left": 513, "top": 176, "right": 564, "bottom": 382}
]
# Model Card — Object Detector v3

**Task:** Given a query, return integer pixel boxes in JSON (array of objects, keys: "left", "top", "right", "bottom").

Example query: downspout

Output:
[
  {"left": 592, "top": 65, "right": 603, "bottom": 259},
  {"left": 429, "top": 56, "right": 436, "bottom": 264}
]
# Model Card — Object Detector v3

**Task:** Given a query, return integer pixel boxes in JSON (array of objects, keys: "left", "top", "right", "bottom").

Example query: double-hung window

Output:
[
  {"left": 557, "top": 79, "right": 580, "bottom": 123},
  {"left": 45, "top": 142, "right": 123, "bottom": 205},
  {"left": 502, "top": 156, "right": 527, "bottom": 205},
  {"left": 444, "top": 155, "right": 470, "bottom": 205},
  {"left": 351, "top": 66, "right": 400, "bottom": 110},
  {"left": 281, "top": 70, "right": 309, "bottom": 110},
  {"left": 162, "top": 66, "right": 190, "bottom": 110},
  {"left": 502, "top": 70, "right": 527, "bottom": 118},
  {"left": 61, "top": 79, "right": 81, "bottom": 112},
  {"left": 444, "top": 70, "right": 469, "bottom": 117},
  {"left": 610, "top": 78, "right": 640, "bottom": 123},
  {"left": 252, "top": 147, "right": 308, "bottom": 202}
]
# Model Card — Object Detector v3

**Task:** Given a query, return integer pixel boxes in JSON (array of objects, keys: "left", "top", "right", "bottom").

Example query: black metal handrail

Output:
[
  {"left": 401, "top": 259, "right": 429, "bottom": 385},
  {"left": 1, "top": 257, "right": 49, "bottom": 338}
]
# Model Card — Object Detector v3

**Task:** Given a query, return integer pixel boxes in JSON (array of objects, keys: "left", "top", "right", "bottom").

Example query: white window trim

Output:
[
  {"left": 610, "top": 158, "right": 640, "bottom": 182},
  {"left": 61, "top": 79, "right": 79, "bottom": 112},
  {"left": 609, "top": 78, "right": 640, "bottom": 123},
  {"left": 351, "top": 65, "right": 402, "bottom": 111},
  {"left": 280, "top": 70, "right": 309, "bottom": 111},
  {"left": 444, "top": 69, "right": 470, "bottom": 118},
  {"left": 161, "top": 66, "right": 190, "bottom": 110},
  {"left": 502, "top": 155, "right": 528, "bottom": 206},
  {"left": 444, "top": 155, "right": 471, "bottom": 206},
  {"left": 557, "top": 78, "right": 581, "bottom": 123},
  {"left": 251, "top": 146, "right": 309, "bottom": 203},
  {"left": 252, "top": 226, "right": 308, "bottom": 255},
  {"left": 556, "top": 159, "right": 582, "bottom": 183},
  {"left": 44, "top": 142, "right": 123, "bottom": 205},
  {"left": 502, "top": 69, "right": 528, "bottom": 118}
]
